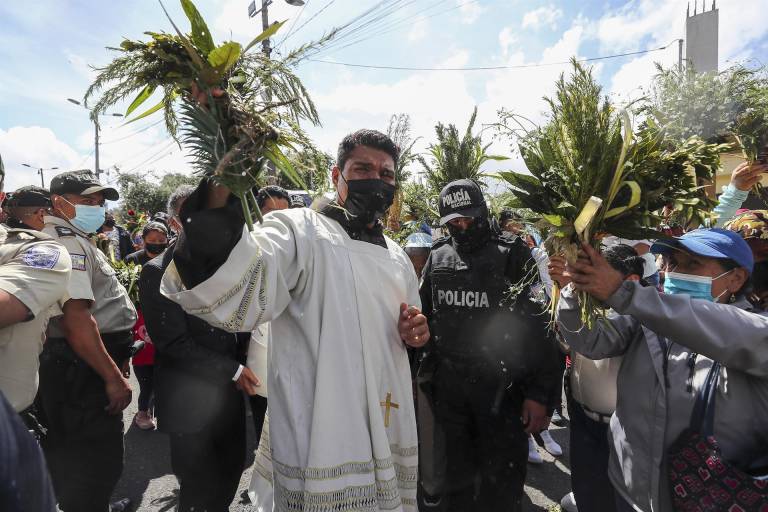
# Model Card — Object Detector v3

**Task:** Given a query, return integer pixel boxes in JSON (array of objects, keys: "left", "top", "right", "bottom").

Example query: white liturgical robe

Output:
[{"left": 161, "top": 208, "right": 420, "bottom": 512}]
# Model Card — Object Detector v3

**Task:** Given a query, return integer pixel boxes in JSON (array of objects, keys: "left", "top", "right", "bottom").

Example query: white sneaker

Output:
[
  {"left": 560, "top": 492, "right": 578, "bottom": 512},
  {"left": 540, "top": 429, "right": 563, "bottom": 456},
  {"left": 527, "top": 435, "right": 543, "bottom": 464},
  {"left": 134, "top": 411, "right": 156, "bottom": 430}
]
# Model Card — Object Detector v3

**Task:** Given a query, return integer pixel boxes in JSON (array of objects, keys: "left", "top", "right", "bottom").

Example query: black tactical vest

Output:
[{"left": 426, "top": 234, "right": 546, "bottom": 366}]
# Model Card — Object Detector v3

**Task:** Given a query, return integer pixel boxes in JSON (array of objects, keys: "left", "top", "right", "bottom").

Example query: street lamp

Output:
[
  {"left": 66, "top": 98, "right": 123, "bottom": 178},
  {"left": 247, "top": 0, "right": 305, "bottom": 58},
  {"left": 22, "top": 164, "right": 59, "bottom": 188}
]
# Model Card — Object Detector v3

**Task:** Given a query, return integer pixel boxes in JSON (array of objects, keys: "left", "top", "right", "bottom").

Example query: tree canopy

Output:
[{"left": 115, "top": 171, "right": 199, "bottom": 219}]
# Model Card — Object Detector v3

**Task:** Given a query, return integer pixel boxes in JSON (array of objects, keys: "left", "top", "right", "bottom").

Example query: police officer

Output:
[
  {"left": 38, "top": 169, "right": 137, "bottom": 512},
  {"left": 0, "top": 159, "right": 72, "bottom": 417},
  {"left": 3, "top": 185, "right": 52, "bottom": 231},
  {"left": 419, "top": 179, "right": 562, "bottom": 512}
]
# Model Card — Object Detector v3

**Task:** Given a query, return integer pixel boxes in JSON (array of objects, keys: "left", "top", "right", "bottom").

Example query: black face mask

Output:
[
  {"left": 342, "top": 179, "right": 396, "bottom": 227},
  {"left": 447, "top": 215, "right": 491, "bottom": 253},
  {"left": 104, "top": 219, "right": 116, "bottom": 228},
  {"left": 145, "top": 243, "right": 167, "bottom": 255}
]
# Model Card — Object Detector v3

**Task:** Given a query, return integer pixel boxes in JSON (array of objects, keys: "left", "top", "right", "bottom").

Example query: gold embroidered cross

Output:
[{"left": 380, "top": 392, "right": 399, "bottom": 428}]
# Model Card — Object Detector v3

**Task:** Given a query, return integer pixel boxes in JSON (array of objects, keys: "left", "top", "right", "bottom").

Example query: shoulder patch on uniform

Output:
[
  {"left": 22, "top": 245, "right": 61, "bottom": 270},
  {"left": 70, "top": 253, "right": 87, "bottom": 271},
  {"left": 55, "top": 226, "right": 76, "bottom": 237}
]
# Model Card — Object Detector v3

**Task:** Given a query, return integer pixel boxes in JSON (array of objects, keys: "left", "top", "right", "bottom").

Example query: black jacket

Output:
[
  {"left": 139, "top": 247, "right": 250, "bottom": 434},
  {"left": 420, "top": 233, "right": 563, "bottom": 409},
  {"left": 124, "top": 249, "right": 152, "bottom": 266}
]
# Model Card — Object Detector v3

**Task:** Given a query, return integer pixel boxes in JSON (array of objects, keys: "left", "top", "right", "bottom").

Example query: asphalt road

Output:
[{"left": 113, "top": 372, "right": 571, "bottom": 511}]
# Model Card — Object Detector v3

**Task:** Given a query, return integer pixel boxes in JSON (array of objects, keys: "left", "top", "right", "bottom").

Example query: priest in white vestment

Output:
[{"left": 161, "top": 130, "right": 429, "bottom": 512}]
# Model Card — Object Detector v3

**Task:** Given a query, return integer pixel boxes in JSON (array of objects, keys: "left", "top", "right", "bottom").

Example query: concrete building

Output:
[{"left": 686, "top": 1, "right": 719, "bottom": 73}]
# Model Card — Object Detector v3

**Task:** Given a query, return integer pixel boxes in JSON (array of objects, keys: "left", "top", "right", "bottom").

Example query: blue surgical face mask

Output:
[
  {"left": 663, "top": 270, "right": 732, "bottom": 302},
  {"left": 72, "top": 204, "right": 107, "bottom": 233},
  {"left": 61, "top": 197, "right": 106, "bottom": 233}
]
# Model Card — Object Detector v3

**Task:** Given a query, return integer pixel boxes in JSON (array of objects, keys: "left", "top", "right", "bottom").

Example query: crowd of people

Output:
[{"left": 0, "top": 130, "right": 766, "bottom": 512}]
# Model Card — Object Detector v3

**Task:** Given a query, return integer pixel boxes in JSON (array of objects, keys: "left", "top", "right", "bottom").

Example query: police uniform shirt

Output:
[
  {"left": 0, "top": 224, "right": 72, "bottom": 412},
  {"left": 43, "top": 216, "right": 137, "bottom": 337}
]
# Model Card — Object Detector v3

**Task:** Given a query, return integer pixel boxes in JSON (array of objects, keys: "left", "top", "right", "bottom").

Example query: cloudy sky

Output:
[{"left": 1, "top": 0, "right": 766, "bottom": 193}]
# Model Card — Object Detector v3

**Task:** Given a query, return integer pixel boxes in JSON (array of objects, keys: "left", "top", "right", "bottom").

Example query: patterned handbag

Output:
[{"left": 667, "top": 362, "right": 768, "bottom": 512}]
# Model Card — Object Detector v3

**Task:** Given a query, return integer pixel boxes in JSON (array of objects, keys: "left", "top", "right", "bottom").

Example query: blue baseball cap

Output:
[
  {"left": 651, "top": 228, "right": 754, "bottom": 274},
  {"left": 405, "top": 232, "right": 433, "bottom": 249}
]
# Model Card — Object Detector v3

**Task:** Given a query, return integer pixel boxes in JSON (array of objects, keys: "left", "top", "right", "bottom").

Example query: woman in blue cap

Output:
[{"left": 548, "top": 228, "right": 768, "bottom": 512}]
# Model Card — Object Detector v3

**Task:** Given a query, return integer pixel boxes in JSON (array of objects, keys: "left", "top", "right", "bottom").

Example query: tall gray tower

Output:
[{"left": 686, "top": 1, "right": 719, "bottom": 72}]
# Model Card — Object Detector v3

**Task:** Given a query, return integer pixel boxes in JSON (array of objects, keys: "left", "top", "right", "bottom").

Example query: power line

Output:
[
  {"left": 100, "top": 119, "right": 164, "bottom": 144},
  {"left": 284, "top": 0, "right": 416, "bottom": 61},
  {"left": 306, "top": 41, "right": 679, "bottom": 71},
  {"left": 307, "top": 0, "right": 420, "bottom": 56},
  {"left": 307, "top": 0, "right": 467, "bottom": 59},
  {"left": 110, "top": 137, "right": 174, "bottom": 170},
  {"left": 281, "top": 0, "right": 339, "bottom": 45},
  {"left": 120, "top": 141, "right": 178, "bottom": 174},
  {"left": 274, "top": 0, "right": 311, "bottom": 50}
]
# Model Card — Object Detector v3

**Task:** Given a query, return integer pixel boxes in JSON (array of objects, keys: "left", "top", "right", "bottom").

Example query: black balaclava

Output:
[{"left": 448, "top": 207, "right": 492, "bottom": 253}]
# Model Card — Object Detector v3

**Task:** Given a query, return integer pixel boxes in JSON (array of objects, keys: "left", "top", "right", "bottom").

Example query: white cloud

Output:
[
  {"left": 408, "top": 18, "right": 429, "bottom": 43},
  {"left": 478, "top": 18, "right": 588, "bottom": 172},
  {"left": 458, "top": 0, "right": 486, "bottom": 25},
  {"left": 0, "top": 127, "right": 83, "bottom": 191},
  {"left": 0, "top": 121, "right": 194, "bottom": 197},
  {"left": 309, "top": 51, "right": 477, "bottom": 156},
  {"left": 522, "top": 5, "right": 564, "bottom": 31},
  {"left": 499, "top": 27, "right": 517, "bottom": 57}
]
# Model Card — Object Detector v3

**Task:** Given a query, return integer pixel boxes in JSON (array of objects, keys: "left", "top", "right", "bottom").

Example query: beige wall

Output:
[{"left": 714, "top": 151, "right": 768, "bottom": 195}]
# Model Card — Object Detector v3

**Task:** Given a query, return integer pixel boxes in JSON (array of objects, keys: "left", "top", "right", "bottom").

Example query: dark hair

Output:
[
  {"left": 337, "top": 129, "right": 399, "bottom": 173},
  {"left": 167, "top": 184, "right": 195, "bottom": 217},
  {"left": 499, "top": 209, "right": 524, "bottom": 225},
  {"left": 256, "top": 185, "right": 290, "bottom": 209},
  {"left": 603, "top": 244, "right": 645, "bottom": 279},
  {"left": 142, "top": 221, "right": 168, "bottom": 238}
]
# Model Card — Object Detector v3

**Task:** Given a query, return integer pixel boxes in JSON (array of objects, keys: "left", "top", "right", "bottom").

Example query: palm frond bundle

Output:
[
  {"left": 84, "top": 0, "right": 329, "bottom": 230},
  {"left": 496, "top": 60, "right": 728, "bottom": 327},
  {"left": 419, "top": 107, "right": 507, "bottom": 196}
]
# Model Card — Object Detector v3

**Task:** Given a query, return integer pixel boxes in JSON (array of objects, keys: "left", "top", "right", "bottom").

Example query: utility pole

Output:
[
  {"left": 261, "top": 0, "right": 272, "bottom": 59},
  {"left": 22, "top": 164, "right": 59, "bottom": 187},
  {"left": 94, "top": 119, "right": 101, "bottom": 178},
  {"left": 678, "top": 38, "right": 684, "bottom": 73},
  {"left": 67, "top": 98, "right": 122, "bottom": 178}
]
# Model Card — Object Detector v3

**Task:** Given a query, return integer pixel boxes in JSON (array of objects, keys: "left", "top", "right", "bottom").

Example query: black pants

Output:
[
  {"left": 567, "top": 396, "right": 617, "bottom": 512},
  {"left": 248, "top": 394, "right": 268, "bottom": 446},
  {"left": 432, "top": 359, "right": 528, "bottom": 512},
  {"left": 133, "top": 364, "right": 154, "bottom": 412},
  {"left": 37, "top": 351, "right": 124, "bottom": 512},
  {"left": 168, "top": 389, "right": 246, "bottom": 512}
]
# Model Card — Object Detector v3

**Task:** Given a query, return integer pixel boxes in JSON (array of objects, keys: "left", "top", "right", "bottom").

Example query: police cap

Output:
[
  {"left": 50, "top": 169, "right": 119, "bottom": 201},
  {"left": 5, "top": 185, "right": 52, "bottom": 208},
  {"left": 438, "top": 179, "right": 486, "bottom": 226}
]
